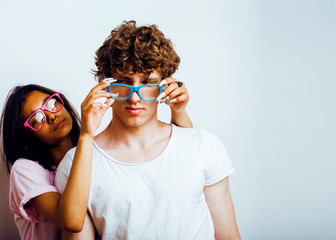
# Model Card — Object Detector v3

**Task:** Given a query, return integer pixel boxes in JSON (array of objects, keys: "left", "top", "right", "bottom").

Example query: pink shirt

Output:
[{"left": 9, "top": 159, "right": 61, "bottom": 240}]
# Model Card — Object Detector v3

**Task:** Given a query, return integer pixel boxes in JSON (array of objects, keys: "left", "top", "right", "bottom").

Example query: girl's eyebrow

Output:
[{"left": 27, "top": 96, "right": 50, "bottom": 116}]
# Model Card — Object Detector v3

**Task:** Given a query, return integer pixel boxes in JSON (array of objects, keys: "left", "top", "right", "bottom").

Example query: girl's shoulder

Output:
[
  {"left": 11, "top": 158, "right": 52, "bottom": 177},
  {"left": 10, "top": 158, "right": 56, "bottom": 194},
  {"left": 12, "top": 158, "right": 44, "bottom": 169}
]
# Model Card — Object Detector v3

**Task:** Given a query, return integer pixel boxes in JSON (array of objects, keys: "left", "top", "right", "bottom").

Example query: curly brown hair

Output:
[{"left": 93, "top": 20, "right": 180, "bottom": 81}]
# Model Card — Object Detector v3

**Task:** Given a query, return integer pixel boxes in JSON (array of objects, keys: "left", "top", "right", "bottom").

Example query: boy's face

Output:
[{"left": 110, "top": 70, "right": 162, "bottom": 128}]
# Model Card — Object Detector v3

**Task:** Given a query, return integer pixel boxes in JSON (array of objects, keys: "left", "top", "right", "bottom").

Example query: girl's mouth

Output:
[{"left": 54, "top": 120, "right": 65, "bottom": 131}]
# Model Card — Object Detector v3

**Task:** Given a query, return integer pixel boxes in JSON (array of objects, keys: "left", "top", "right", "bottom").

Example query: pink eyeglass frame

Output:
[{"left": 23, "top": 92, "right": 64, "bottom": 131}]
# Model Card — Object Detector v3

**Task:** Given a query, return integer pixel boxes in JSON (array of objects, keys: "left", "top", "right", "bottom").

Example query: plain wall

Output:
[{"left": 0, "top": 0, "right": 335, "bottom": 239}]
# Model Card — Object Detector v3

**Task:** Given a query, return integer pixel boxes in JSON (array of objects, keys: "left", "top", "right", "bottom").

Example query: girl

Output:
[{"left": 0, "top": 78, "right": 191, "bottom": 240}]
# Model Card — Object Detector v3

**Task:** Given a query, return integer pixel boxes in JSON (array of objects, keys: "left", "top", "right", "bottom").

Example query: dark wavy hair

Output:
[
  {"left": 93, "top": 20, "right": 180, "bottom": 81},
  {"left": 0, "top": 84, "right": 81, "bottom": 174}
]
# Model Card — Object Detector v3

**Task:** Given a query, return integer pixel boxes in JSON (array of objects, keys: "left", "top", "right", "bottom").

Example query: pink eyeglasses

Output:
[{"left": 23, "top": 92, "right": 64, "bottom": 131}]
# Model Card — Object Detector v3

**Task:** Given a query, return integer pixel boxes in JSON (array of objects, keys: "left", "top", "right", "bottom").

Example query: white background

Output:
[{"left": 0, "top": 0, "right": 335, "bottom": 239}]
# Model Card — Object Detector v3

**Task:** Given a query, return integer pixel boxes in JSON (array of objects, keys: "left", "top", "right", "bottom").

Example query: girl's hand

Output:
[
  {"left": 80, "top": 80, "right": 115, "bottom": 138},
  {"left": 156, "top": 77, "right": 189, "bottom": 113}
]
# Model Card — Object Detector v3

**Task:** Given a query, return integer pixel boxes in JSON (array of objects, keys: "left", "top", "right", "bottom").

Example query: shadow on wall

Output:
[{"left": 0, "top": 166, "right": 20, "bottom": 240}]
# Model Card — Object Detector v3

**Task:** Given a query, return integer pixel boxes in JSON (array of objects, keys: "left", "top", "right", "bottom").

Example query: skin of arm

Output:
[
  {"left": 29, "top": 134, "right": 93, "bottom": 232},
  {"left": 203, "top": 177, "right": 241, "bottom": 240},
  {"left": 171, "top": 109, "right": 193, "bottom": 128},
  {"left": 29, "top": 81, "right": 114, "bottom": 232},
  {"left": 62, "top": 212, "right": 96, "bottom": 240},
  {"left": 161, "top": 77, "right": 193, "bottom": 128}
]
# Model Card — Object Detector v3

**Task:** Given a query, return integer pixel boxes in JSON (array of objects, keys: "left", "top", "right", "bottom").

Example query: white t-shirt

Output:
[{"left": 56, "top": 125, "right": 234, "bottom": 240}]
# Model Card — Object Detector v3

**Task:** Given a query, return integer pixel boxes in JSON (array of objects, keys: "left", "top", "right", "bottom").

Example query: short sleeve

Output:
[
  {"left": 202, "top": 130, "right": 235, "bottom": 186},
  {"left": 55, "top": 150, "right": 74, "bottom": 195},
  {"left": 9, "top": 159, "right": 58, "bottom": 223}
]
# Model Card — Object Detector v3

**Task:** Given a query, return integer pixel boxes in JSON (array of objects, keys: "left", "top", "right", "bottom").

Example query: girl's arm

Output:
[
  {"left": 171, "top": 109, "right": 193, "bottom": 128},
  {"left": 157, "top": 77, "right": 193, "bottom": 128},
  {"left": 62, "top": 212, "right": 96, "bottom": 240},
  {"left": 29, "top": 80, "right": 114, "bottom": 232}
]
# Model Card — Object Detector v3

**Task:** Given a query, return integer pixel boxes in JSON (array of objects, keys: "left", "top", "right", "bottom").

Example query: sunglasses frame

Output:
[{"left": 107, "top": 83, "right": 164, "bottom": 101}]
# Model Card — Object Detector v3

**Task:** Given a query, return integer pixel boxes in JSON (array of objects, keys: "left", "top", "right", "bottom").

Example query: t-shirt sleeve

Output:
[
  {"left": 9, "top": 160, "right": 58, "bottom": 223},
  {"left": 55, "top": 151, "right": 74, "bottom": 195},
  {"left": 202, "top": 130, "right": 235, "bottom": 186}
]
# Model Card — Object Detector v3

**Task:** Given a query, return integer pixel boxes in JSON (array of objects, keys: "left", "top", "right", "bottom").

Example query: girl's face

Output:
[{"left": 21, "top": 90, "right": 73, "bottom": 145}]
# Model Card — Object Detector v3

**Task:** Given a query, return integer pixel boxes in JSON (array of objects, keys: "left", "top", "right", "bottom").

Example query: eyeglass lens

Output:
[
  {"left": 109, "top": 85, "right": 161, "bottom": 100},
  {"left": 27, "top": 95, "right": 62, "bottom": 130}
]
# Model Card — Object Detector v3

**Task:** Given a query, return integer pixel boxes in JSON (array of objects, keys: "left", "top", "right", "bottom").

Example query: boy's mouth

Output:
[{"left": 125, "top": 106, "right": 144, "bottom": 115}]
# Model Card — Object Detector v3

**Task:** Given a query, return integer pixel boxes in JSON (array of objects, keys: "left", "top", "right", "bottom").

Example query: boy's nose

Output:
[{"left": 128, "top": 91, "right": 141, "bottom": 102}]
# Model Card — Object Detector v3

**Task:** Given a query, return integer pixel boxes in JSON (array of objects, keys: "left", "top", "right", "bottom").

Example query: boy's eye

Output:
[
  {"left": 117, "top": 80, "right": 128, "bottom": 84},
  {"left": 142, "top": 80, "right": 157, "bottom": 85}
]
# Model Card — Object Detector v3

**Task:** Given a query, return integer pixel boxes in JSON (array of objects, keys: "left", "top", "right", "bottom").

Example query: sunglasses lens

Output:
[
  {"left": 139, "top": 86, "right": 161, "bottom": 100},
  {"left": 28, "top": 112, "right": 46, "bottom": 130},
  {"left": 109, "top": 85, "right": 131, "bottom": 100},
  {"left": 46, "top": 95, "right": 63, "bottom": 112}
]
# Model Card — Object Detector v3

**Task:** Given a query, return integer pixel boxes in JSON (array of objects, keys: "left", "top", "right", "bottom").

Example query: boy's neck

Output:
[
  {"left": 95, "top": 114, "right": 170, "bottom": 150},
  {"left": 95, "top": 116, "right": 172, "bottom": 164}
]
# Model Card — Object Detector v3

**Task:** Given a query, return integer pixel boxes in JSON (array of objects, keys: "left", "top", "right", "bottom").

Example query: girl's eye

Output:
[{"left": 32, "top": 121, "right": 37, "bottom": 127}]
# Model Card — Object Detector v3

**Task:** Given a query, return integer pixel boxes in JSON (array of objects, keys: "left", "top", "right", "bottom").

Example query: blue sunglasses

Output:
[{"left": 107, "top": 83, "right": 164, "bottom": 101}]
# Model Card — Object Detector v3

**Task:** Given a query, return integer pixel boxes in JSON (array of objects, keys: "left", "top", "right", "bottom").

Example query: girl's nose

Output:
[{"left": 45, "top": 111, "right": 56, "bottom": 124}]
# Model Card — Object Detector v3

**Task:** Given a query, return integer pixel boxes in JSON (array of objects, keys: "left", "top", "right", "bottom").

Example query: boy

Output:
[{"left": 56, "top": 20, "right": 240, "bottom": 240}]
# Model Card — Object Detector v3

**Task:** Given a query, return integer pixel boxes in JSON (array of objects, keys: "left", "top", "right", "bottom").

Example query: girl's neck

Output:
[{"left": 51, "top": 136, "right": 74, "bottom": 167}]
